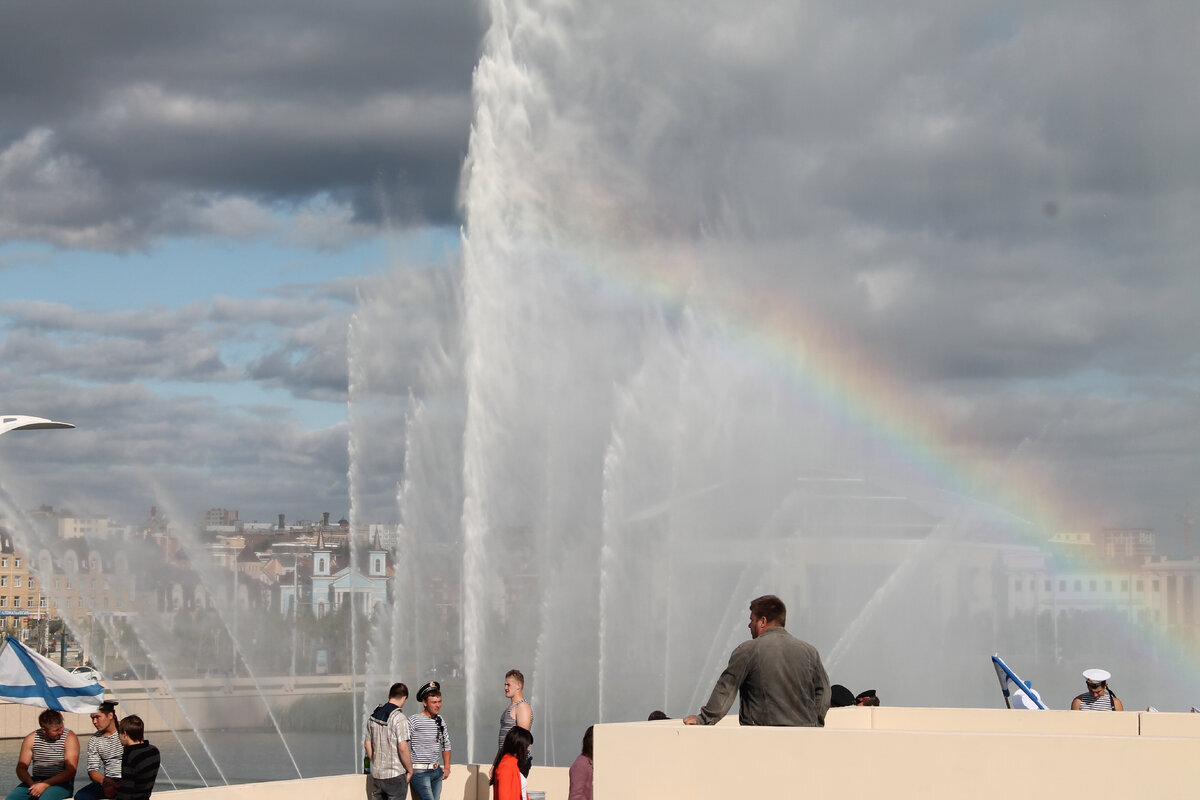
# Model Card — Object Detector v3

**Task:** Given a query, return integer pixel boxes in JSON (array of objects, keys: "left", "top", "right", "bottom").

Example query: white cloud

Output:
[
  {"left": 0, "top": 129, "right": 137, "bottom": 249},
  {"left": 286, "top": 197, "right": 373, "bottom": 251}
]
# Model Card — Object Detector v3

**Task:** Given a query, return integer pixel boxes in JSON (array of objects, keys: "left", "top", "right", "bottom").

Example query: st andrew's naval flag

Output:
[{"left": 0, "top": 636, "right": 104, "bottom": 713}]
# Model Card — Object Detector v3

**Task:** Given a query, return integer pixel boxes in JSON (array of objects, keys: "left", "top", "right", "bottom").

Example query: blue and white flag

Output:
[
  {"left": 0, "top": 635, "right": 104, "bottom": 713},
  {"left": 991, "top": 653, "right": 1048, "bottom": 710}
]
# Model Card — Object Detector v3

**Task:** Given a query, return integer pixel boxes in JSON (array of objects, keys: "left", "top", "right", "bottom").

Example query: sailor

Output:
[{"left": 1071, "top": 668, "right": 1123, "bottom": 711}]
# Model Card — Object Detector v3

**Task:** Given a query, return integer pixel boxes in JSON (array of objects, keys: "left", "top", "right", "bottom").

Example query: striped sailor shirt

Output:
[
  {"left": 1075, "top": 691, "right": 1116, "bottom": 711},
  {"left": 407, "top": 713, "right": 451, "bottom": 766},
  {"left": 87, "top": 730, "right": 124, "bottom": 778},
  {"left": 30, "top": 728, "right": 71, "bottom": 781}
]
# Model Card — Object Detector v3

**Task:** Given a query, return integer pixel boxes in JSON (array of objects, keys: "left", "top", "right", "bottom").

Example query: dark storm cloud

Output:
[
  {"left": 535, "top": 1, "right": 1200, "bottom": 389},
  {"left": 452, "top": 0, "right": 1199, "bottom": 539},
  {"left": 0, "top": 0, "right": 482, "bottom": 248}
]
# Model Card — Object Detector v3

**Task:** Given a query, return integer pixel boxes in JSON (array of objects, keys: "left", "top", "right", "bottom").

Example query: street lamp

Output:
[{"left": 0, "top": 416, "right": 75, "bottom": 437}]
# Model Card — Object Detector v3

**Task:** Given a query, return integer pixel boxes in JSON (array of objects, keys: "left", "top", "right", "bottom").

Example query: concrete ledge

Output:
[
  {"left": 106, "top": 709, "right": 1200, "bottom": 800},
  {"left": 159, "top": 775, "right": 364, "bottom": 800},
  {"left": 1137, "top": 711, "right": 1200, "bottom": 737},
  {"left": 598, "top": 710, "right": 1200, "bottom": 799},
  {"left": 155, "top": 766, "right": 568, "bottom": 800},
  {"left": 855, "top": 705, "right": 1140, "bottom": 735}
]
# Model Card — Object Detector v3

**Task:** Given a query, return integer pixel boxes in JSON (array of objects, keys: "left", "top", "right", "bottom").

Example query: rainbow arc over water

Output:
[{"left": 551, "top": 231, "right": 1200, "bottom": 693}]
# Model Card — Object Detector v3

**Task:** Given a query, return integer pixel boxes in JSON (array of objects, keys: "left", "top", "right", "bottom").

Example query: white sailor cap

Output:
[{"left": 1082, "top": 668, "right": 1111, "bottom": 683}]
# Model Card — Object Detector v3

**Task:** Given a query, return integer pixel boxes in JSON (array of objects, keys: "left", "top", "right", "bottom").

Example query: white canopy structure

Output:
[{"left": 0, "top": 415, "right": 75, "bottom": 437}]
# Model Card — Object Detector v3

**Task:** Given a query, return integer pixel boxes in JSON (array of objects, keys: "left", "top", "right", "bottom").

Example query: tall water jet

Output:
[
  {"left": 346, "top": 258, "right": 465, "bottom": 765},
  {"left": 452, "top": 0, "right": 1077, "bottom": 761}
]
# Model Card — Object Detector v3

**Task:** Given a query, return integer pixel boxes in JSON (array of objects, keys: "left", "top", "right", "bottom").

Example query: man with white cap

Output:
[{"left": 1071, "top": 668, "right": 1123, "bottom": 711}]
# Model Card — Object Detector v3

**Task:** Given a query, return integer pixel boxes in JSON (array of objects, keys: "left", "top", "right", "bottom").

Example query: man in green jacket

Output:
[{"left": 684, "top": 595, "right": 830, "bottom": 727}]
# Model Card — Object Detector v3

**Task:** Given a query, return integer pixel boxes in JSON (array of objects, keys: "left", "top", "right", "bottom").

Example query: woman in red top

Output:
[{"left": 490, "top": 727, "right": 533, "bottom": 800}]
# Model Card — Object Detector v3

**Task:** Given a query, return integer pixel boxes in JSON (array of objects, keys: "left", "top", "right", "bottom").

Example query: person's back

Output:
[
  {"left": 492, "top": 754, "right": 523, "bottom": 800},
  {"left": 491, "top": 727, "right": 532, "bottom": 800},
  {"left": 735, "top": 627, "right": 828, "bottom": 726},
  {"left": 365, "top": 683, "right": 414, "bottom": 800},
  {"left": 567, "top": 726, "right": 592, "bottom": 800},
  {"left": 113, "top": 717, "right": 158, "bottom": 800},
  {"left": 685, "top": 595, "right": 831, "bottom": 728}
]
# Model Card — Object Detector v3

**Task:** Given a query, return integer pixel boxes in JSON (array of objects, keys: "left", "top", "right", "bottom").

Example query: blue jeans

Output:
[
  {"left": 75, "top": 782, "right": 111, "bottom": 800},
  {"left": 409, "top": 769, "right": 442, "bottom": 800}
]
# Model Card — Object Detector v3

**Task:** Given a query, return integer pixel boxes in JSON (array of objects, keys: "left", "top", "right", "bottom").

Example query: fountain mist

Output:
[{"left": 361, "top": 0, "right": 1200, "bottom": 763}]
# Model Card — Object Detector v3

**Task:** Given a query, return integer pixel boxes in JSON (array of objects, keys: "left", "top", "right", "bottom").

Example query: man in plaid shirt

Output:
[{"left": 364, "top": 683, "right": 414, "bottom": 800}]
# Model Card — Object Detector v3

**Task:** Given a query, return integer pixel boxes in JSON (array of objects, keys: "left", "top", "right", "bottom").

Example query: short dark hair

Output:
[
  {"left": 749, "top": 595, "right": 786, "bottom": 627},
  {"left": 389, "top": 682, "right": 409, "bottom": 701},
  {"left": 119, "top": 715, "right": 145, "bottom": 742},
  {"left": 647, "top": 710, "right": 668, "bottom": 721},
  {"left": 505, "top": 669, "right": 524, "bottom": 686},
  {"left": 37, "top": 709, "right": 63, "bottom": 728}
]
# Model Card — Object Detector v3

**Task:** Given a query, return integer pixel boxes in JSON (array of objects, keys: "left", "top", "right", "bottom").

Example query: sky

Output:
[{"left": 0, "top": 1, "right": 1197, "bottom": 543}]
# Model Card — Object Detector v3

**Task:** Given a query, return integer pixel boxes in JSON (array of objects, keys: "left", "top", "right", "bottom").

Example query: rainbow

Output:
[{"left": 545, "top": 230, "right": 1200, "bottom": 693}]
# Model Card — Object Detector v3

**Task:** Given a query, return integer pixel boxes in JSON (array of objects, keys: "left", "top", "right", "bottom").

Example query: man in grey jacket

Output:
[{"left": 684, "top": 595, "right": 830, "bottom": 727}]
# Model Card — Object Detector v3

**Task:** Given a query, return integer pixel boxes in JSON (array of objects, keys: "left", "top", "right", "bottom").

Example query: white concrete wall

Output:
[
  {"left": 595, "top": 709, "right": 1200, "bottom": 799},
  {"left": 134, "top": 707, "right": 1200, "bottom": 800},
  {"left": 155, "top": 765, "right": 569, "bottom": 800}
]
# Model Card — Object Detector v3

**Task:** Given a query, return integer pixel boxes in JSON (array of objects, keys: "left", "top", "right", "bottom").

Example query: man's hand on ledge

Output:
[{"left": 683, "top": 715, "right": 699, "bottom": 725}]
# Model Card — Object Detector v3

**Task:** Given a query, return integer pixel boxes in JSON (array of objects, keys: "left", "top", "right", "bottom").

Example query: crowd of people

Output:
[
  {"left": 4, "top": 594, "right": 1130, "bottom": 800},
  {"left": 6, "top": 702, "right": 160, "bottom": 800},
  {"left": 369, "top": 592, "right": 1130, "bottom": 800},
  {"left": 362, "top": 667, "right": 598, "bottom": 800}
]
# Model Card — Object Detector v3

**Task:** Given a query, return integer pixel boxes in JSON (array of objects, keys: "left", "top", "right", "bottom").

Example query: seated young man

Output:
[
  {"left": 76, "top": 701, "right": 122, "bottom": 800},
  {"left": 113, "top": 717, "right": 159, "bottom": 800}
]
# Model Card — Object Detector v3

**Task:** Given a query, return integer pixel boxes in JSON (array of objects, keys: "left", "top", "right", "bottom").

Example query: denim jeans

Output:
[
  {"left": 409, "top": 768, "right": 442, "bottom": 800},
  {"left": 74, "top": 782, "right": 109, "bottom": 800}
]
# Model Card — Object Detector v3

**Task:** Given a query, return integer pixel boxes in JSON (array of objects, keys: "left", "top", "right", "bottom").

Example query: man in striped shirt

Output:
[
  {"left": 76, "top": 701, "right": 122, "bottom": 800},
  {"left": 408, "top": 682, "right": 452, "bottom": 800},
  {"left": 10, "top": 709, "right": 78, "bottom": 800}
]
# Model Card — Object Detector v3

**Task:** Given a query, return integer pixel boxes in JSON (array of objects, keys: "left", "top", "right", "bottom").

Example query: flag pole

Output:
[{"left": 992, "top": 654, "right": 1047, "bottom": 710}]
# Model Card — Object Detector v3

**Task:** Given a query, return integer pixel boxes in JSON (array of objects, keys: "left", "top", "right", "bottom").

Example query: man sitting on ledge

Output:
[{"left": 684, "top": 595, "right": 830, "bottom": 727}]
